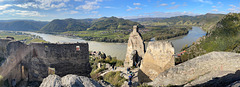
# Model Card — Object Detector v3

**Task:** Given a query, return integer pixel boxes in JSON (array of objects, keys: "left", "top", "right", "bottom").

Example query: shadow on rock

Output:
[{"left": 193, "top": 70, "right": 240, "bottom": 87}]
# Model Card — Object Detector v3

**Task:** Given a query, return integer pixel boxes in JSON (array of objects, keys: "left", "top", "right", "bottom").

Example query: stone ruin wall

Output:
[{"left": 0, "top": 39, "right": 91, "bottom": 84}]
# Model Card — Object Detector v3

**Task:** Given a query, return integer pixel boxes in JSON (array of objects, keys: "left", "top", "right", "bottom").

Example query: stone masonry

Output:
[{"left": 0, "top": 38, "right": 91, "bottom": 86}]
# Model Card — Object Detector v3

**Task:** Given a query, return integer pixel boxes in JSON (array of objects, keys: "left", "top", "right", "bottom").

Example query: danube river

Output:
[{"left": 25, "top": 26, "right": 206, "bottom": 60}]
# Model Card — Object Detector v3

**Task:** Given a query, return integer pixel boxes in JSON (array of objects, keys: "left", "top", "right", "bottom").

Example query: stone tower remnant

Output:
[
  {"left": 124, "top": 25, "right": 145, "bottom": 67},
  {"left": 138, "top": 41, "right": 175, "bottom": 82}
]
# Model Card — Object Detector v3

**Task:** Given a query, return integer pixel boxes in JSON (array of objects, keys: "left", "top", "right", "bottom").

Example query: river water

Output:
[{"left": 24, "top": 26, "right": 206, "bottom": 60}]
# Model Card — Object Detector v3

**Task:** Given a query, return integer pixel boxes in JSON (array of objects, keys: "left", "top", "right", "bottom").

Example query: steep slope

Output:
[
  {"left": 87, "top": 16, "right": 144, "bottom": 30},
  {"left": 40, "top": 18, "right": 94, "bottom": 32},
  {"left": 179, "top": 13, "right": 240, "bottom": 63},
  {"left": 0, "top": 20, "right": 48, "bottom": 31}
]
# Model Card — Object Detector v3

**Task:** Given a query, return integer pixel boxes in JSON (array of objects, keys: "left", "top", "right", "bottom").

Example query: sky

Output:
[{"left": 0, "top": 0, "right": 239, "bottom": 21}]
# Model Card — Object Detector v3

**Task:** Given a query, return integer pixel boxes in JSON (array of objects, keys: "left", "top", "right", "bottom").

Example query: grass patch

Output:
[{"left": 103, "top": 71, "right": 127, "bottom": 87}]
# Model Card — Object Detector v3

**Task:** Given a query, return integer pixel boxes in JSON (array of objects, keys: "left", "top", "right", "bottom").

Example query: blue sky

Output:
[{"left": 0, "top": 0, "right": 239, "bottom": 21}]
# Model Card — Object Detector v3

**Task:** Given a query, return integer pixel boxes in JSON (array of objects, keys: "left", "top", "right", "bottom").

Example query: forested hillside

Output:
[
  {"left": 131, "top": 13, "right": 225, "bottom": 31},
  {"left": 178, "top": 13, "right": 240, "bottom": 64},
  {"left": 0, "top": 20, "right": 48, "bottom": 31}
]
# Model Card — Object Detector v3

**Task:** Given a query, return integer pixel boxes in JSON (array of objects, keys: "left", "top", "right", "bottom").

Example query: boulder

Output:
[
  {"left": 124, "top": 25, "right": 145, "bottom": 67},
  {"left": 138, "top": 41, "right": 174, "bottom": 82},
  {"left": 40, "top": 74, "right": 104, "bottom": 87},
  {"left": 39, "top": 75, "right": 62, "bottom": 87},
  {"left": 149, "top": 52, "right": 240, "bottom": 87}
]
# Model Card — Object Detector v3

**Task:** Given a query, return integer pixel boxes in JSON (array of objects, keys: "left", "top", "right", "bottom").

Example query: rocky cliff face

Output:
[
  {"left": 138, "top": 41, "right": 174, "bottom": 82},
  {"left": 40, "top": 74, "right": 103, "bottom": 87},
  {"left": 149, "top": 52, "right": 240, "bottom": 87},
  {"left": 124, "top": 25, "right": 145, "bottom": 67}
]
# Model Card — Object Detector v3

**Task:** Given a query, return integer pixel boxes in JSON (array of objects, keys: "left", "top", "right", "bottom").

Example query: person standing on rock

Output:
[{"left": 128, "top": 75, "right": 133, "bottom": 81}]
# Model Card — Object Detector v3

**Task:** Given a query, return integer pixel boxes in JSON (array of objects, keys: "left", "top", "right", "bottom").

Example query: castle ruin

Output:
[
  {"left": 0, "top": 38, "right": 91, "bottom": 86},
  {"left": 124, "top": 25, "right": 145, "bottom": 67}
]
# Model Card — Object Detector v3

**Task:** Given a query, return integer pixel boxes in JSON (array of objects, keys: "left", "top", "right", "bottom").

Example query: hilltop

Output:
[
  {"left": 87, "top": 16, "right": 144, "bottom": 30},
  {"left": 40, "top": 17, "right": 143, "bottom": 32},
  {"left": 40, "top": 18, "right": 95, "bottom": 32}
]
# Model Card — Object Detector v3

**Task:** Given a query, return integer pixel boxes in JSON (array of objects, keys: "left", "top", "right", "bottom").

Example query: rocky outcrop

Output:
[
  {"left": 124, "top": 25, "right": 145, "bottom": 67},
  {"left": 40, "top": 74, "right": 103, "bottom": 87},
  {"left": 138, "top": 41, "right": 174, "bottom": 82},
  {"left": 149, "top": 52, "right": 240, "bottom": 87}
]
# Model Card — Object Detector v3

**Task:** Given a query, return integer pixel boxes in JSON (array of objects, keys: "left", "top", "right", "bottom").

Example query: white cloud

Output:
[
  {"left": 16, "top": 10, "right": 46, "bottom": 17},
  {"left": 0, "top": 9, "right": 45, "bottom": 17},
  {"left": 56, "top": 8, "right": 67, "bottom": 11},
  {"left": 76, "top": 0, "right": 102, "bottom": 11},
  {"left": 171, "top": 2, "right": 176, "bottom": 5},
  {"left": 227, "top": 4, "right": 240, "bottom": 13},
  {"left": 51, "top": 3, "right": 66, "bottom": 8},
  {"left": 0, "top": 0, "right": 4, "bottom": 2},
  {"left": 14, "top": 3, "right": 38, "bottom": 8},
  {"left": 212, "top": 6, "right": 216, "bottom": 8},
  {"left": 196, "top": 0, "right": 212, "bottom": 4},
  {"left": 133, "top": 3, "right": 141, "bottom": 6},
  {"left": 123, "top": 11, "right": 201, "bottom": 19},
  {"left": 126, "top": 6, "right": 141, "bottom": 11},
  {"left": 0, "top": 4, "right": 12, "bottom": 10},
  {"left": 229, "top": 5, "right": 236, "bottom": 8},
  {"left": 167, "top": 5, "right": 180, "bottom": 9},
  {"left": 69, "top": 10, "right": 78, "bottom": 14},
  {"left": 160, "top": 3, "right": 168, "bottom": 6},
  {"left": 14, "top": 0, "right": 70, "bottom": 10},
  {"left": 212, "top": 9, "right": 218, "bottom": 12}
]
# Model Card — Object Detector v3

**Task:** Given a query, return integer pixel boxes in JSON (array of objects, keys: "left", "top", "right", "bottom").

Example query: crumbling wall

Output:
[
  {"left": 0, "top": 39, "right": 91, "bottom": 85},
  {"left": 22, "top": 43, "right": 91, "bottom": 81},
  {"left": 0, "top": 39, "right": 12, "bottom": 62},
  {"left": 1, "top": 41, "right": 28, "bottom": 84}
]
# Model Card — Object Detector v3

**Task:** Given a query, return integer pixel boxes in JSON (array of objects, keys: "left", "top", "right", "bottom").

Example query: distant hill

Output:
[
  {"left": 40, "top": 17, "right": 144, "bottom": 32},
  {"left": 0, "top": 20, "right": 48, "bottom": 31},
  {"left": 131, "top": 13, "right": 225, "bottom": 31},
  {"left": 87, "top": 17, "right": 144, "bottom": 30},
  {"left": 40, "top": 18, "right": 94, "bottom": 32}
]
